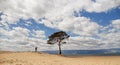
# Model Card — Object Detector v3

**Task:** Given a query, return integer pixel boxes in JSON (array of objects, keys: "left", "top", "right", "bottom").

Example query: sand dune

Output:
[{"left": 0, "top": 51, "right": 120, "bottom": 65}]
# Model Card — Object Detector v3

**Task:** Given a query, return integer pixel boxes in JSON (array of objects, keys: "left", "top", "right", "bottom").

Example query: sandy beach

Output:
[{"left": 0, "top": 51, "right": 120, "bottom": 65}]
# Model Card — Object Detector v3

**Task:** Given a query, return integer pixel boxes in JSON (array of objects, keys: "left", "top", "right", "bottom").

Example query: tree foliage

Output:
[
  {"left": 47, "top": 31, "right": 70, "bottom": 54},
  {"left": 47, "top": 31, "right": 69, "bottom": 44}
]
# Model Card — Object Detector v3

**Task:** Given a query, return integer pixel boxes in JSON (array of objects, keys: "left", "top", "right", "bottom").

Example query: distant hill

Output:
[{"left": 42, "top": 48, "right": 120, "bottom": 56}]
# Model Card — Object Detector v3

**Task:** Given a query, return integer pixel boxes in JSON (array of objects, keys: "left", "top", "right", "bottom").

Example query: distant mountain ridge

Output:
[{"left": 42, "top": 48, "right": 120, "bottom": 56}]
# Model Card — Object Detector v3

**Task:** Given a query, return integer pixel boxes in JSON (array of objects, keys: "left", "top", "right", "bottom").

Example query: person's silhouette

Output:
[{"left": 35, "top": 47, "right": 37, "bottom": 52}]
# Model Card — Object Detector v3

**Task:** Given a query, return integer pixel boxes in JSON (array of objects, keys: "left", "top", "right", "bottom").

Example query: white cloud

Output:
[
  {"left": 62, "top": 36, "right": 102, "bottom": 50},
  {"left": 58, "top": 17, "right": 100, "bottom": 36},
  {"left": 61, "top": 19, "right": 120, "bottom": 50},
  {"left": 0, "top": 0, "right": 120, "bottom": 25},
  {"left": 112, "top": 19, "right": 120, "bottom": 29},
  {"left": 85, "top": 0, "right": 120, "bottom": 12},
  {"left": 0, "top": 27, "right": 29, "bottom": 40},
  {"left": 0, "top": 0, "right": 120, "bottom": 51},
  {"left": 0, "top": 27, "right": 47, "bottom": 51},
  {"left": 32, "top": 30, "right": 46, "bottom": 38},
  {"left": 97, "top": 19, "right": 120, "bottom": 49},
  {"left": 42, "top": 16, "right": 100, "bottom": 36},
  {"left": 0, "top": 0, "right": 119, "bottom": 36}
]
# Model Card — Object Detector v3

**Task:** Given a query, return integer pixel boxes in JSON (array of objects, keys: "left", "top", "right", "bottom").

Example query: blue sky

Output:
[
  {"left": 80, "top": 7, "right": 120, "bottom": 26},
  {"left": 0, "top": 0, "right": 120, "bottom": 51}
]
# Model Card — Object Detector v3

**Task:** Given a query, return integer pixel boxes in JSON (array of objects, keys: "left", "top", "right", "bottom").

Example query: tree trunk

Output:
[{"left": 58, "top": 41, "right": 62, "bottom": 55}]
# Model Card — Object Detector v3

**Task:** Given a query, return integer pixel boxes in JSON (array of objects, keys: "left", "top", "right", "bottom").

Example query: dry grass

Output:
[{"left": 0, "top": 51, "right": 120, "bottom": 65}]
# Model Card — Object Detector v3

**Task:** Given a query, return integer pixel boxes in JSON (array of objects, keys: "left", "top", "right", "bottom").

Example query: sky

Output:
[{"left": 0, "top": 0, "right": 120, "bottom": 51}]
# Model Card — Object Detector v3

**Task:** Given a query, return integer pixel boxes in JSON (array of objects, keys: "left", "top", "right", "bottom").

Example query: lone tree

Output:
[{"left": 47, "top": 31, "right": 70, "bottom": 54}]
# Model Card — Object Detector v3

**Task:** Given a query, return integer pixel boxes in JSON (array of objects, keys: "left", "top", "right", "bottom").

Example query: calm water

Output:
[{"left": 42, "top": 48, "right": 120, "bottom": 56}]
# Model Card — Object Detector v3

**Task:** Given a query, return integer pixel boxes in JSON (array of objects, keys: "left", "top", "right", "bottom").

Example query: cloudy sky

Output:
[{"left": 0, "top": 0, "right": 120, "bottom": 51}]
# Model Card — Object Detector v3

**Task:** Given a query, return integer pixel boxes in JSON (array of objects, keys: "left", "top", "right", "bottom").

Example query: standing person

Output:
[{"left": 35, "top": 47, "right": 37, "bottom": 52}]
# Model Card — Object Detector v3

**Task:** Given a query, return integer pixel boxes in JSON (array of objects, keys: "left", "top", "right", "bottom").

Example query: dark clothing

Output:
[{"left": 35, "top": 47, "right": 37, "bottom": 52}]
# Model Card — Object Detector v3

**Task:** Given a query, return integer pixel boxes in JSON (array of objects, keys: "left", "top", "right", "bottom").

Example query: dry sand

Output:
[{"left": 0, "top": 51, "right": 120, "bottom": 65}]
